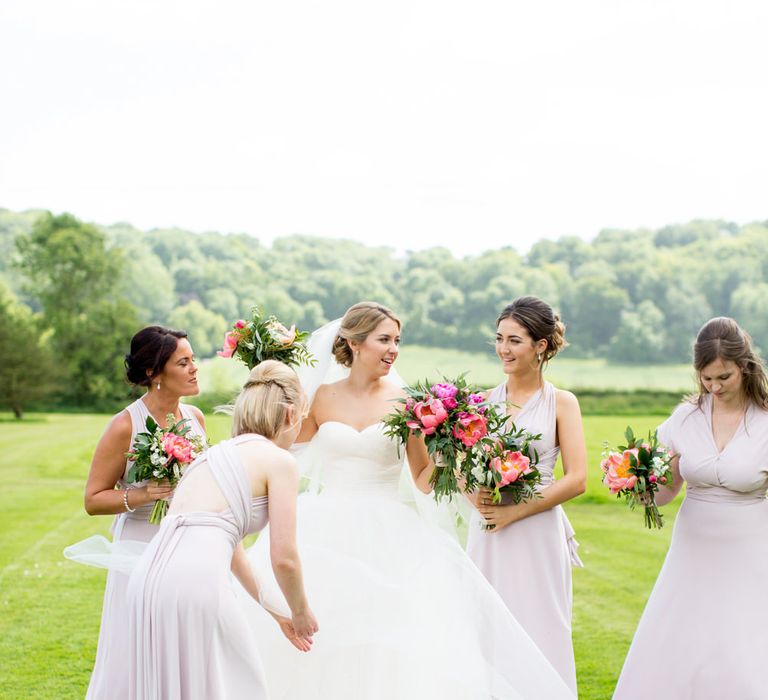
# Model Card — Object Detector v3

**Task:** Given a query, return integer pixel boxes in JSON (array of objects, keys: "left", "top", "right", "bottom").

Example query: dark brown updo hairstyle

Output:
[
  {"left": 497, "top": 296, "right": 567, "bottom": 367},
  {"left": 124, "top": 326, "right": 188, "bottom": 386},
  {"left": 332, "top": 302, "right": 401, "bottom": 368},
  {"left": 692, "top": 317, "right": 768, "bottom": 409}
]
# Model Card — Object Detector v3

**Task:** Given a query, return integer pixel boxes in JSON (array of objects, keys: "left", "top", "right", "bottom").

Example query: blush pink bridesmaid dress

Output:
[
  {"left": 466, "top": 381, "right": 583, "bottom": 694},
  {"left": 614, "top": 395, "right": 768, "bottom": 699},
  {"left": 86, "top": 399, "right": 206, "bottom": 699}
]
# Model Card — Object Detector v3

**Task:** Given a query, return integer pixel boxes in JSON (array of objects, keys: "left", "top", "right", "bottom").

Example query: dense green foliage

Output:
[
  {"left": 10, "top": 213, "right": 140, "bottom": 410},
  {"left": 0, "top": 411, "right": 677, "bottom": 699},
  {"left": 1, "top": 207, "right": 765, "bottom": 412},
  {"left": 0, "top": 284, "right": 58, "bottom": 418}
]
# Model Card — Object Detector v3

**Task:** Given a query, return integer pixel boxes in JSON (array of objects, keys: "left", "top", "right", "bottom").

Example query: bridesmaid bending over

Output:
[
  {"left": 83, "top": 326, "right": 206, "bottom": 699},
  {"left": 614, "top": 317, "right": 768, "bottom": 699},
  {"left": 470, "top": 296, "right": 587, "bottom": 694},
  {"left": 125, "top": 360, "right": 317, "bottom": 700}
]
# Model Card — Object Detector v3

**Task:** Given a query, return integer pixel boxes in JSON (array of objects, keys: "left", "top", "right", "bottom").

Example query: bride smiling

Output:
[{"left": 244, "top": 301, "right": 574, "bottom": 699}]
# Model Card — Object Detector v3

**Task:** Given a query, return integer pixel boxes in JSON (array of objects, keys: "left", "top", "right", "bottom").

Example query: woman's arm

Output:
[
  {"left": 478, "top": 390, "right": 587, "bottom": 532},
  {"left": 266, "top": 450, "right": 318, "bottom": 638},
  {"left": 652, "top": 454, "right": 683, "bottom": 506},
  {"left": 231, "top": 541, "right": 261, "bottom": 600},
  {"left": 296, "top": 387, "right": 325, "bottom": 443},
  {"left": 230, "top": 541, "right": 313, "bottom": 652},
  {"left": 83, "top": 411, "right": 172, "bottom": 515},
  {"left": 405, "top": 433, "right": 434, "bottom": 494},
  {"left": 296, "top": 411, "right": 319, "bottom": 444}
]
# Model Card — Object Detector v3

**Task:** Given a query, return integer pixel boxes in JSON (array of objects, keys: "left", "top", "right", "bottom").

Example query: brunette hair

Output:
[
  {"left": 231, "top": 360, "right": 307, "bottom": 439},
  {"left": 332, "top": 301, "right": 401, "bottom": 367},
  {"left": 496, "top": 296, "right": 567, "bottom": 365},
  {"left": 124, "top": 326, "right": 188, "bottom": 386},
  {"left": 692, "top": 317, "right": 768, "bottom": 409}
]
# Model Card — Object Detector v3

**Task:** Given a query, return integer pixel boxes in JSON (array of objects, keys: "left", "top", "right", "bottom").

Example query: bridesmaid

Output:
[
  {"left": 614, "top": 317, "right": 768, "bottom": 699},
  {"left": 470, "top": 296, "right": 587, "bottom": 694},
  {"left": 83, "top": 326, "right": 206, "bottom": 699},
  {"left": 126, "top": 360, "right": 318, "bottom": 700}
]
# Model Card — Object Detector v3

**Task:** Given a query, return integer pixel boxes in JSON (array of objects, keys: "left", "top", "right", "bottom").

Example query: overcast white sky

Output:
[{"left": 1, "top": 0, "right": 766, "bottom": 256}]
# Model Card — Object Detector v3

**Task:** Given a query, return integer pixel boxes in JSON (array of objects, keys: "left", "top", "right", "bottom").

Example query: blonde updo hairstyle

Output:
[
  {"left": 332, "top": 302, "right": 401, "bottom": 368},
  {"left": 497, "top": 296, "right": 567, "bottom": 368},
  {"left": 231, "top": 360, "right": 307, "bottom": 439}
]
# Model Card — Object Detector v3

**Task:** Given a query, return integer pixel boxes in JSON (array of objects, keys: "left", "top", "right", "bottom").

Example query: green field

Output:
[
  {"left": 0, "top": 412, "right": 679, "bottom": 699},
  {"left": 197, "top": 348, "right": 696, "bottom": 395}
]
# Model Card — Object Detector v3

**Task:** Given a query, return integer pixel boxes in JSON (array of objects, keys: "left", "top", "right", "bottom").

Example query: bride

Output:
[{"left": 244, "top": 301, "right": 574, "bottom": 699}]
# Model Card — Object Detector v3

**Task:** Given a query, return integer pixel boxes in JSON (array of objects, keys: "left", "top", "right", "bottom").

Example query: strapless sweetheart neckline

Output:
[{"left": 318, "top": 420, "right": 384, "bottom": 434}]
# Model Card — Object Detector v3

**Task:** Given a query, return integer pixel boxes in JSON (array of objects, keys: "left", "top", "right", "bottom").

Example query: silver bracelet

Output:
[{"left": 123, "top": 487, "right": 136, "bottom": 513}]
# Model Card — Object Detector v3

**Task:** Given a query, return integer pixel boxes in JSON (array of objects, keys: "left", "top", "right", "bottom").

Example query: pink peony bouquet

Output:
[
  {"left": 126, "top": 414, "right": 207, "bottom": 523},
  {"left": 469, "top": 423, "right": 543, "bottom": 513},
  {"left": 217, "top": 307, "right": 315, "bottom": 370},
  {"left": 383, "top": 375, "right": 491, "bottom": 500},
  {"left": 601, "top": 426, "right": 674, "bottom": 529}
]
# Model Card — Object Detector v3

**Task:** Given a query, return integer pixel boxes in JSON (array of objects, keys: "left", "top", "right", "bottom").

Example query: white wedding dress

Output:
[{"left": 244, "top": 420, "right": 574, "bottom": 699}]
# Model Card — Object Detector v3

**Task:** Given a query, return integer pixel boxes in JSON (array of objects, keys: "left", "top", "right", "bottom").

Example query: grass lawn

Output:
[
  {"left": 197, "top": 348, "right": 695, "bottom": 395},
  {"left": 0, "top": 412, "right": 678, "bottom": 699}
]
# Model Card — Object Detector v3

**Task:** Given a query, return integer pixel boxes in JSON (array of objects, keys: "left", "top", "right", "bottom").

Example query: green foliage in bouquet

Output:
[
  {"left": 383, "top": 374, "right": 492, "bottom": 501},
  {"left": 601, "top": 425, "right": 674, "bottom": 529},
  {"left": 471, "top": 422, "right": 543, "bottom": 505},
  {"left": 218, "top": 307, "right": 316, "bottom": 370}
]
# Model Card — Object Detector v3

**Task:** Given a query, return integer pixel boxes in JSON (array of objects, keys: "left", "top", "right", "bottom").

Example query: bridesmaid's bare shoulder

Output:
[
  {"left": 102, "top": 408, "right": 133, "bottom": 445},
  {"left": 554, "top": 389, "right": 582, "bottom": 418}
]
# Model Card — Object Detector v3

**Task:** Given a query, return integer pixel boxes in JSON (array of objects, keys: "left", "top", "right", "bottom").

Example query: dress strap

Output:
[
  {"left": 125, "top": 398, "right": 151, "bottom": 437},
  {"left": 488, "top": 382, "right": 506, "bottom": 406},
  {"left": 180, "top": 403, "right": 206, "bottom": 440},
  {"left": 205, "top": 440, "right": 253, "bottom": 536},
  {"left": 231, "top": 433, "right": 268, "bottom": 445}
]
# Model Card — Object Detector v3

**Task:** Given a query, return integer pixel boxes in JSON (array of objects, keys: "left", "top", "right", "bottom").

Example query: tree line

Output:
[{"left": 1, "top": 208, "right": 767, "bottom": 416}]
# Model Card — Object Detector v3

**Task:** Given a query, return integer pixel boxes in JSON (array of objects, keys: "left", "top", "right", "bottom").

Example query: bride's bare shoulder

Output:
[{"left": 313, "top": 380, "right": 347, "bottom": 403}]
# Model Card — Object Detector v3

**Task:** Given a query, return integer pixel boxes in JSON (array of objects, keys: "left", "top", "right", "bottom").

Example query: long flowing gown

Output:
[
  {"left": 465, "top": 381, "right": 582, "bottom": 694},
  {"left": 244, "top": 420, "right": 575, "bottom": 699},
  {"left": 86, "top": 399, "right": 206, "bottom": 699},
  {"left": 126, "top": 435, "right": 270, "bottom": 700},
  {"left": 614, "top": 396, "right": 768, "bottom": 699}
]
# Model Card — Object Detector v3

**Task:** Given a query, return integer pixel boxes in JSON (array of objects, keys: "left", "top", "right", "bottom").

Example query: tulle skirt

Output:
[{"left": 245, "top": 491, "right": 574, "bottom": 700}]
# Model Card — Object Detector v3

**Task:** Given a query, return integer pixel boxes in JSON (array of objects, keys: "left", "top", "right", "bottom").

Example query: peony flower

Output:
[
  {"left": 492, "top": 450, "right": 532, "bottom": 487},
  {"left": 601, "top": 450, "right": 638, "bottom": 494},
  {"left": 267, "top": 320, "right": 297, "bottom": 347},
  {"left": 431, "top": 383, "right": 459, "bottom": 410},
  {"left": 452, "top": 411, "right": 488, "bottom": 447},
  {"left": 431, "top": 383, "right": 458, "bottom": 400},
  {"left": 234, "top": 319, "right": 247, "bottom": 329},
  {"left": 217, "top": 331, "right": 239, "bottom": 358},
  {"left": 405, "top": 398, "right": 448, "bottom": 435},
  {"left": 468, "top": 393, "right": 487, "bottom": 413},
  {"left": 162, "top": 434, "right": 193, "bottom": 464}
]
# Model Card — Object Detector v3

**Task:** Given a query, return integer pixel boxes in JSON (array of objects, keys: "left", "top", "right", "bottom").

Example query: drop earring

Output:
[{"left": 156, "top": 381, "right": 161, "bottom": 391}]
